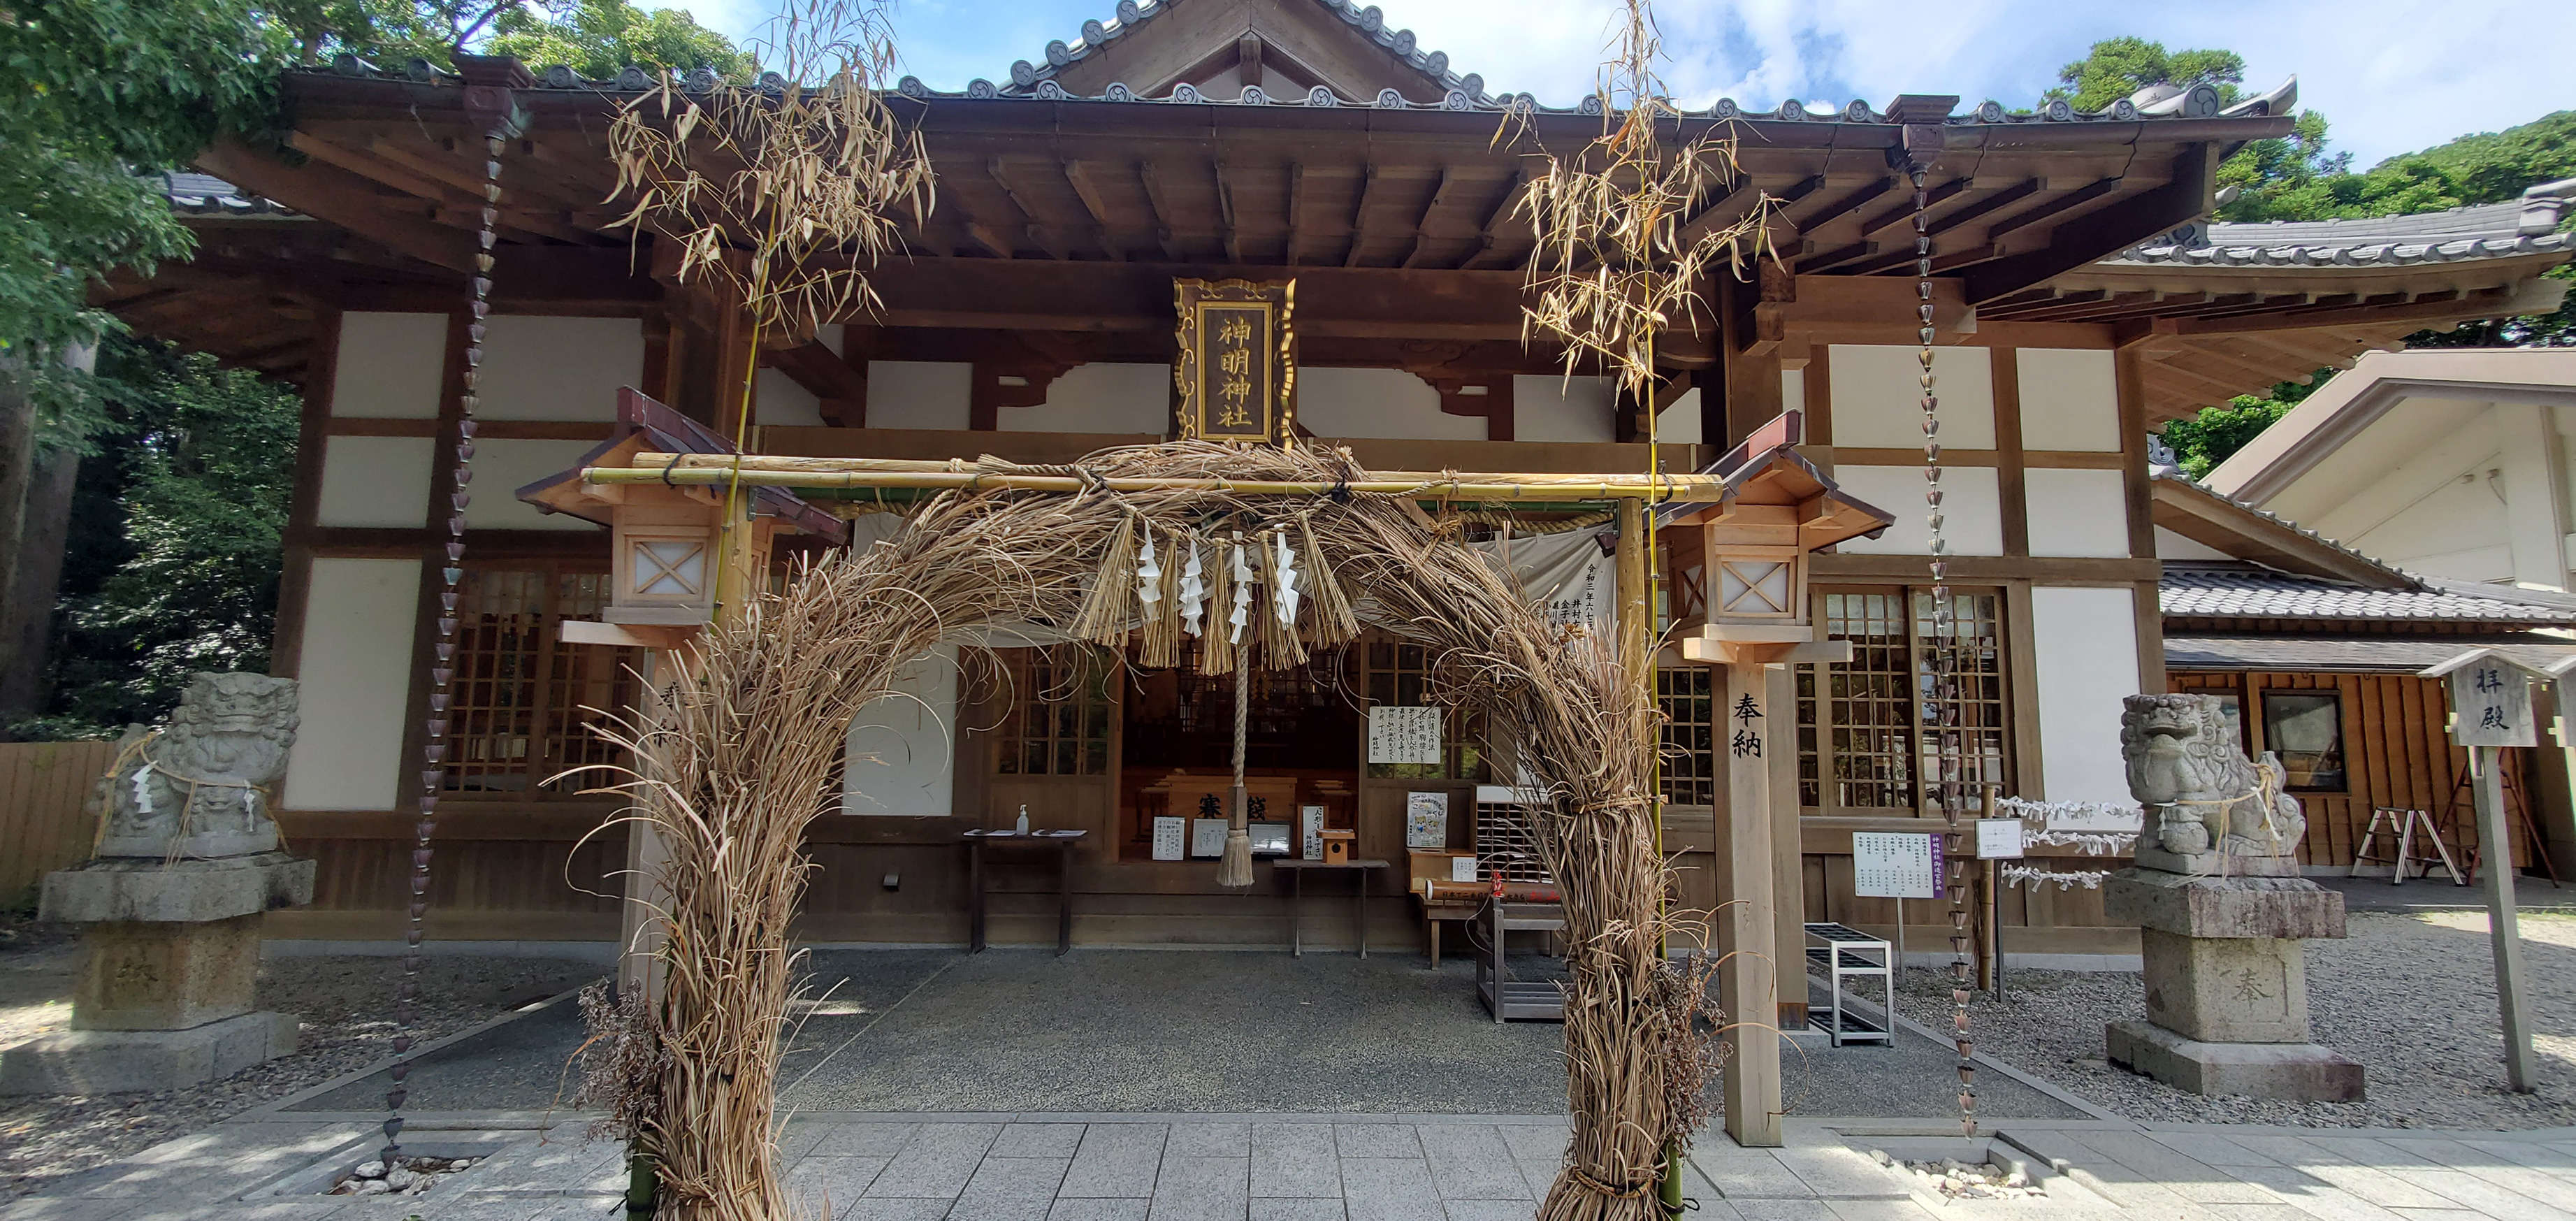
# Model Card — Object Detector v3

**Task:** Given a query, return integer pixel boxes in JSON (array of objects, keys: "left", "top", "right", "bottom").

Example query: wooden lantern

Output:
[{"left": 1667, "top": 412, "right": 1889, "bottom": 667}]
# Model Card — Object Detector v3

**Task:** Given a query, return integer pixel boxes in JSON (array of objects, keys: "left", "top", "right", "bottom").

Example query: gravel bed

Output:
[
  {"left": 0, "top": 944, "right": 598, "bottom": 1204},
  {"left": 1893, "top": 909, "right": 2576, "bottom": 1129}
]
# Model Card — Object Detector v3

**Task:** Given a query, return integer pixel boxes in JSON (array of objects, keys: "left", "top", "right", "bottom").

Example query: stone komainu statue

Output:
[
  {"left": 2119, "top": 692, "right": 2303, "bottom": 859},
  {"left": 94, "top": 672, "right": 301, "bottom": 860}
]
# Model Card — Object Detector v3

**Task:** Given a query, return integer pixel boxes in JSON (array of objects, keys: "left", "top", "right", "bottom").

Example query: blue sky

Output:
[{"left": 674, "top": 0, "right": 2570, "bottom": 168}]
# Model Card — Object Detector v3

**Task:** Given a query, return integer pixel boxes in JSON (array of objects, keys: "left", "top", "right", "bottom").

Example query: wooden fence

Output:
[{"left": 0, "top": 740, "right": 116, "bottom": 908}]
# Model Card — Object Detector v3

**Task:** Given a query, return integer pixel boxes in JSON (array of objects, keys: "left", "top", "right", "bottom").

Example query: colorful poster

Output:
[{"left": 1405, "top": 790, "right": 1449, "bottom": 850}]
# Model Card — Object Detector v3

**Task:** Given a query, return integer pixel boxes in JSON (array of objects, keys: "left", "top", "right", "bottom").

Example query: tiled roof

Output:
[
  {"left": 997, "top": 0, "right": 1488, "bottom": 103},
  {"left": 301, "top": 27, "right": 2296, "bottom": 123},
  {"left": 2148, "top": 450, "right": 2412, "bottom": 588},
  {"left": 161, "top": 171, "right": 293, "bottom": 216},
  {"left": 2106, "top": 178, "right": 2576, "bottom": 269},
  {"left": 2161, "top": 562, "right": 2576, "bottom": 626},
  {"left": 2166, "top": 633, "right": 2576, "bottom": 673}
]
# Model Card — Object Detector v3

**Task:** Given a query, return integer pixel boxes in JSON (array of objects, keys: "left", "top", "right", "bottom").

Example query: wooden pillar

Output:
[
  {"left": 618, "top": 647, "right": 670, "bottom": 1002},
  {"left": 1767, "top": 663, "right": 1804, "bottom": 1032},
  {"left": 1718, "top": 658, "right": 1783, "bottom": 1147},
  {"left": 2474, "top": 744, "right": 2537, "bottom": 1091}
]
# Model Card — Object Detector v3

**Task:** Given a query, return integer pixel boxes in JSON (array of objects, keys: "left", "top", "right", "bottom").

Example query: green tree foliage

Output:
[
  {"left": 0, "top": 0, "right": 282, "bottom": 361},
  {"left": 268, "top": 0, "right": 753, "bottom": 77},
  {"left": 491, "top": 0, "right": 753, "bottom": 78},
  {"left": 2159, "top": 378, "right": 2322, "bottom": 480},
  {"left": 17, "top": 338, "right": 299, "bottom": 738},
  {"left": 2048, "top": 36, "right": 2249, "bottom": 113}
]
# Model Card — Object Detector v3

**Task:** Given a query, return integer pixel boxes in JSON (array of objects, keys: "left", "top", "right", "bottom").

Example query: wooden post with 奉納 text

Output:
[{"left": 2423, "top": 647, "right": 2544, "bottom": 1092}]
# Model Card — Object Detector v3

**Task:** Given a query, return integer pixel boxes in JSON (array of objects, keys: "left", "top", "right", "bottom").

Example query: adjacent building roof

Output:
[
  {"left": 2149, "top": 450, "right": 2412, "bottom": 588},
  {"left": 2161, "top": 561, "right": 2576, "bottom": 626},
  {"left": 2166, "top": 633, "right": 2576, "bottom": 673},
  {"left": 2202, "top": 347, "right": 2576, "bottom": 506},
  {"left": 161, "top": 171, "right": 292, "bottom": 217},
  {"left": 2106, "top": 178, "right": 2576, "bottom": 271}
]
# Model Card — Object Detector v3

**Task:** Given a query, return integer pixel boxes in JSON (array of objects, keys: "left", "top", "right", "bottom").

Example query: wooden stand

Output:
[
  {"left": 1277, "top": 858, "right": 1384, "bottom": 957},
  {"left": 964, "top": 829, "right": 1086, "bottom": 956}
]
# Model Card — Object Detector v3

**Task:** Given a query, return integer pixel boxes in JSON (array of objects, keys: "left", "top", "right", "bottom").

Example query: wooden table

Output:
[
  {"left": 1275, "top": 858, "right": 1389, "bottom": 958},
  {"left": 963, "top": 829, "right": 1087, "bottom": 956}
]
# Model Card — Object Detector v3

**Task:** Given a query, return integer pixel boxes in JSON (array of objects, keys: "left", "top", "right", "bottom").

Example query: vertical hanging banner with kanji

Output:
[{"left": 1175, "top": 278, "right": 1296, "bottom": 445}]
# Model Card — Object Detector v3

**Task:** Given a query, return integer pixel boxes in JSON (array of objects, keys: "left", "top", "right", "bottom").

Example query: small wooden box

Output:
[{"left": 1319, "top": 829, "right": 1356, "bottom": 865}]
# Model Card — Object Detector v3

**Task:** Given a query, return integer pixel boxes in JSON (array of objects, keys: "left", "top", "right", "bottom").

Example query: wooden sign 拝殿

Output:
[{"left": 1175, "top": 279, "right": 1294, "bottom": 444}]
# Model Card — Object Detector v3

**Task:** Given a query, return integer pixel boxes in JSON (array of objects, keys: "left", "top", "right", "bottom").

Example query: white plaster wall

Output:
[
  {"left": 753, "top": 323, "right": 847, "bottom": 428},
  {"left": 331, "top": 312, "right": 448, "bottom": 419},
  {"left": 1825, "top": 465, "right": 2004, "bottom": 556},
  {"left": 1782, "top": 368, "right": 1807, "bottom": 417},
  {"left": 868, "top": 361, "right": 972, "bottom": 430},
  {"left": 1828, "top": 345, "right": 1995, "bottom": 449},
  {"left": 2016, "top": 348, "right": 2122, "bottom": 451},
  {"left": 758, "top": 368, "right": 824, "bottom": 428},
  {"left": 316, "top": 435, "right": 433, "bottom": 528},
  {"left": 284, "top": 558, "right": 421, "bottom": 810},
  {"left": 2154, "top": 526, "right": 2230, "bottom": 561},
  {"left": 477, "top": 316, "right": 642, "bottom": 421},
  {"left": 1514, "top": 375, "right": 1616, "bottom": 443},
  {"left": 2029, "top": 586, "right": 2143, "bottom": 805},
  {"left": 2024, "top": 468, "right": 2132, "bottom": 558},
  {"left": 1298, "top": 368, "right": 1482, "bottom": 441},
  {"left": 844, "top": 645, "right": 960, "bottom": 817},
  {"left": 468, "top": 439, "right": 605, "bottom": 530},
  {"left": 1654, "top": 389, "right": 1702, "bottom": 445},
  {"left": 1000, "top": 363, "right": 1169, "bottom": 434}
]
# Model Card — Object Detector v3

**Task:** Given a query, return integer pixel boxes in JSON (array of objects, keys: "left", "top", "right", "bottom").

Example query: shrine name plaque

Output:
[{"left": 1175, "top": 278, "right": 1295, "bottom": 444}]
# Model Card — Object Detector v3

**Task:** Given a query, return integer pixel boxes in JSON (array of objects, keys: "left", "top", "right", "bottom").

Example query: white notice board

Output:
[
  {"left": 1975, "top": 818, "right": 2025, "bottom": 860},
  {"left": 1852, "top": 832, "right": 1941, "bottom": 900},
  {"left": 1368, "top": 706, "right": 1442, "bottom": 765}
]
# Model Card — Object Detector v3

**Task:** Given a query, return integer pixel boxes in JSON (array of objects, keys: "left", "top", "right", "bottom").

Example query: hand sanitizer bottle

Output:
[{"left": 1015, "top": 805, "right": 1030, "bottom": 835}]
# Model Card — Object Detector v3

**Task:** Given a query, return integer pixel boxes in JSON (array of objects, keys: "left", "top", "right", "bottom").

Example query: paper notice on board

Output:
[
  {"left": 1976, "top": 818, "right": 2025, "bottom": 860},
  {"left": 1152, "top": 816, "right": 1185, "bottom": 861},
  {"left": 1301, "top": 805, "right": 1324, "bottom": 860},
  {"left": 1190, "top": 818, "right": 1229, "bottom": 858},
  {"left": 1851, "top": 832, "right": 1941, "bottom": 899},
  {"left": 1368, "top": 706, "right": 1442, "bottom": 766}
]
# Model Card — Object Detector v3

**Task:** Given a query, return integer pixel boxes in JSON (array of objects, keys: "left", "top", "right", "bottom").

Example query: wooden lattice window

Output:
[
  {"left": 994, "top": 649, "right": 1113, "bottom": 776},
  {"left": 444, "top": 566, "right": 635, "bottom": 797},
  {"left": 1658, "top": 667, "right": 1716, "bottom": 807},
  {"left": 1363, "top": 637, "right": 1489, "bottom": 781},
  {"left": 1795, "top": 586, "right": 2008, "bottom": 814}
]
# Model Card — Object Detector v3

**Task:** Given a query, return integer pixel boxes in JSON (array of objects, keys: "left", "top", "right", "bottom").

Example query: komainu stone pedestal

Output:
[
  {"left": 2104, "top": 868, "right": 2364, "bottom": 1102},
  {"left": 0, "top": 853, "right": 314, "bottom": 1096}
]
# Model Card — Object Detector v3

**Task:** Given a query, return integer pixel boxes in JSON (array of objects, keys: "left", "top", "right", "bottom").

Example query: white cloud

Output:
[{"left": 690, "top": 0, "right": 2566, "bottom": 168}]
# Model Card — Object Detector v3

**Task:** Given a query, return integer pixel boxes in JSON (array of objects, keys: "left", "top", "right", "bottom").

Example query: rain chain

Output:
[
  {"left": 383, "top": 134, "right": 505, "bottom": 1164},
  {"left": 1911, "top": 164, "right": 1978, "bottom": 1139}
]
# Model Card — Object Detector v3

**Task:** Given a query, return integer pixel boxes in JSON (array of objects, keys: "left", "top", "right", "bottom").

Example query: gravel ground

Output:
[
  {"left": 0, "top": 931, "right": 598, "bottom": 1204},
  {"left": 1893, "top": 909, "right": 2576, "bottom": 1129}
]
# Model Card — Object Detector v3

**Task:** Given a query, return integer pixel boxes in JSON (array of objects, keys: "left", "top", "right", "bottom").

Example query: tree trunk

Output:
[
  {"left": 0, "top": 446, "right": 80, "bottom": 732},
  {"left": 0, "top": 361, "right": 36, "bottom": 716}
]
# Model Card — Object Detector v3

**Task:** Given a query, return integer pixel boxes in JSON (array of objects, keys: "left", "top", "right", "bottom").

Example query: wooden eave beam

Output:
[
  {"left": 1963, "top": 147, "right": 2213, "bottom": 303},
  {"left": 1346, "top": 163, "right": 1383, "bottom": 268},
  {"left": 192, "top": 137, "right": 477, "bottom": 273},
  {"left": 1059, "top": 160, "right": 1127, "bottom": 261},
  {"left": 2171, "top": 287, "right": 2512, "bottom": 335},
  {"left": 1136, "top": 161, "right": 1187, "bottom": 261}
]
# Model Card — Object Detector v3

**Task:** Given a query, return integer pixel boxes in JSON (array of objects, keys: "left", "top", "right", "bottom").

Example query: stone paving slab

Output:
[{"left": 14, "top": 1113, "right": 2576, "bottom": 1220}]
